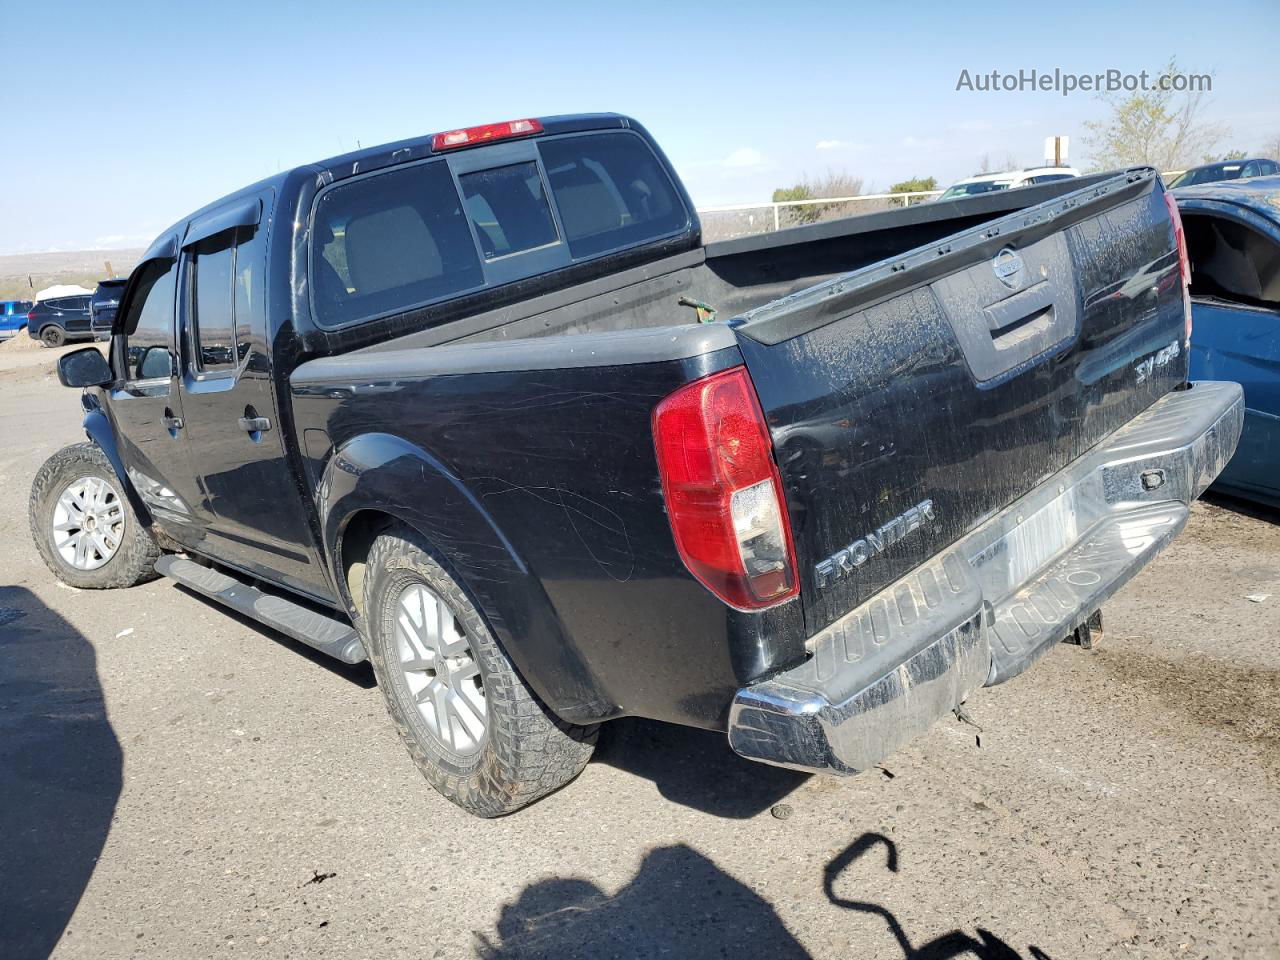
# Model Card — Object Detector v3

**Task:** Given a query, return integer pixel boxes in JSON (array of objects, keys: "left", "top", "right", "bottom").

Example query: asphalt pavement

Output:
[{"left": 1, "top": 348, "right": 1277, "bottom": 959}]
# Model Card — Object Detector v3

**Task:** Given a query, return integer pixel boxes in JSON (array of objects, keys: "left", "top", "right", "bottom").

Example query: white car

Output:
[{"left": 937, "top": 166, "right": 1080, "bottom": 201}]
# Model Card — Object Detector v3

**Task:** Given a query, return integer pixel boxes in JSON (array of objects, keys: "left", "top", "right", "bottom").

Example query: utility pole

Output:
[{"left": 1044, "top": 135, "right": 1069, "bottom": 167}]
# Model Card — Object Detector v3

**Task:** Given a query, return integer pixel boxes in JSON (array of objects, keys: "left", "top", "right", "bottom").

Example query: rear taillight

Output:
[
  {"left": 1164, "top": 192, "right": 1192, "bottom": 344},
  {"left": 652, "top": 366, "right": 799, "bottom": 611},
  {"left": 431, "top": 118, "right": 543, "bottom": 151}
]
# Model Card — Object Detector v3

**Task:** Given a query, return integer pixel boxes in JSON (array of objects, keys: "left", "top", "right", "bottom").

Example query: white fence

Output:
[{"left": 696, "top": 191, "right": 943, "bottom": 241}]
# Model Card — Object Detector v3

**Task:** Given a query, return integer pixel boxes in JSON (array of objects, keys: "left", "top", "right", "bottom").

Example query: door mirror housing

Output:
[{"left": 57, "top": 347, "right": 113, "bottom": 388}]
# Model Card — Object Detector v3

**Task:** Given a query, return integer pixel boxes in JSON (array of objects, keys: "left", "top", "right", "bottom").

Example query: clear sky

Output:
[{"left": 2, "top": 0, "right": 1277, "bottom": 255}]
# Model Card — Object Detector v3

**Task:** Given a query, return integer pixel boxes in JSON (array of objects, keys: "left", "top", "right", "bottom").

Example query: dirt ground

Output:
[{"left": 1, "top": 349, "right": 1277, "bottom": 960}]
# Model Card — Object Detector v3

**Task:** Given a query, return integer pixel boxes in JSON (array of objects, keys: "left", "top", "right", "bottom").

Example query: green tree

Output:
[
  {"left": 889, "top": 176, "right": 938, "bottom": 193},
  {"left": 771, "top": 172, "right": 864, "bottom": 225},
  {"left": 1083, "top": 58, "right": 1226, "bottom": 172}
]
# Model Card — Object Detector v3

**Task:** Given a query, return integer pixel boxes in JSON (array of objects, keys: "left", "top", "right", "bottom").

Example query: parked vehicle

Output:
[
  {"left": 1175, "top": 176, "right": 1280, "bottom": 507},
  {"left": 936, "top": 166, "right": 1079, "bottom": 201},
  {"left": 26, "top": 295, "right": 93, "bottom": 346},
  {"left": 1167, "top": 159, "right": 1279, "bottom": 190},
  {"left": 90, "top": 278, "right": 128, "bottom": 341},
  {"left": 0, "top": 299, "right": 34, "bottom": 340},
  {"left": 33, "top": 114, "right": 1241, "bottom": 817}
]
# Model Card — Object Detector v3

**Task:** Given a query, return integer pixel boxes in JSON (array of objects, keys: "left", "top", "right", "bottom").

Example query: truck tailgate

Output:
[{"left": 730, "top": 171, "right": 1188, "bottom": 634}]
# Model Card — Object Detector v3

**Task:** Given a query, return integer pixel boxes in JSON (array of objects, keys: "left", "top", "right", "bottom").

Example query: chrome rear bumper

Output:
[{"left": 728, "top": 381, "right": 1245, "bottom": 774}]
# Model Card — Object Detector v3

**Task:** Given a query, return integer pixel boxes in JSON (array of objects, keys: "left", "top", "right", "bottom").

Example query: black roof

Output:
[{"left": 139, "top": 113, "right": 634, "bottom": 263}]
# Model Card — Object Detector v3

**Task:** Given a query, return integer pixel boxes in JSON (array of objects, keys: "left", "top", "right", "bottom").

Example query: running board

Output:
[{"left": 155, "top": 555, "right": 367, "bottom": 664}]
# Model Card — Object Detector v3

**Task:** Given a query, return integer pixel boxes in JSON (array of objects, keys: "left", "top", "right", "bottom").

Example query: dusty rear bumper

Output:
[{"left": 728, "top": 381, "right": 1244, "bottom": 774}]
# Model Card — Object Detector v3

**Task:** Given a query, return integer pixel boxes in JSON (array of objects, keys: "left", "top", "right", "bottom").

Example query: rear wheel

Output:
[
  {"left": 29, "top": 443, "right": 160, "bottom": 589},
  {"left": 363, "top": 525, "right": 597, "bottom": 817},
  {"left": 40, "top": 326, "right": 65, "bottom": 347}
]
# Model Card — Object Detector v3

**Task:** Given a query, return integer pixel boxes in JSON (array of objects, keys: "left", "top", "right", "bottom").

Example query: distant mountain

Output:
[{"left": 0, "top": 249, "right": 144, "bottom": 301}]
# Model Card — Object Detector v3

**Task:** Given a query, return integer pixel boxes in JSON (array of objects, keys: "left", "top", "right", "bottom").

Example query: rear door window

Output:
[
  {"left": 190, "top": 232, "right": 239, "bottom": 373},
  {"left": 538, "top": 132, "right": 688, "bottom": 259},
  {"left": 311, "top": 159, "right": 482, "bottom": 328}
]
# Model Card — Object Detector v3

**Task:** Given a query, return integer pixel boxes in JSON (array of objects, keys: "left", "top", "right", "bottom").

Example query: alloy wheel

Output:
[
  {"left": 52, "top": 475, "right": 124, "bottom": 571},
  {"left": 393, "top": 582, "right": 488, "bottom": 755}
]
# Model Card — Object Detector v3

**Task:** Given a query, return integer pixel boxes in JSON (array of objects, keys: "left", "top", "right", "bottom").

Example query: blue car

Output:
[
  {"left": 1176, "top": 176, "right": 1280, "bottom": 507},
  {"left": 0, "top": 300, "right": 33, "bottom": 340}
]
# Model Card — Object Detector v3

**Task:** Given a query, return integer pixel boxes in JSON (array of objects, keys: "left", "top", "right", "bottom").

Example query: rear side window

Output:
[
  {"left": 187, "top": 222, "right": 267, "bottom": 373},
  {"left": 538, "top": 132, "right": 687, "bottom": 259},
  {"left": 190, "top": 234, "right": 237, "bottom": 372},
  {"left": 121, "top": 260, "right": 178, "bottom": 381},
  {"left": 311, "top": 160, "right": 482, "bottom": 328}
]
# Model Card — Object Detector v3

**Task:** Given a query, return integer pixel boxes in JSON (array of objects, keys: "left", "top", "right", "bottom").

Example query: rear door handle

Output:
[
  {"left": 238, "top": 416, "right": 272, "bottom": 433},
  {"left": 162, "top": 414, "right": 183, "bottom": 431}
]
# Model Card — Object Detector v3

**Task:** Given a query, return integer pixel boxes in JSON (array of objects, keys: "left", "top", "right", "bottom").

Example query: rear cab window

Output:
[{"left": 309, "top": 129, "right": 690, "bottom": 329}]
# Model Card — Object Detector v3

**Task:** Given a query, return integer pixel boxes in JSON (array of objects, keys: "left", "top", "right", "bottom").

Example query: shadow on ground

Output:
[
  {"left": 592, "top": 716, "right": 808, "bottom": 818},
  {"left": 1202, "top": 490, "right": 1280, "bottom": 525},
  {"left": 477, "top": 833, "right": 1053, "bottom": 959},
  {"left": 0, "top": 586, "right": 119, "bottom": 959}
]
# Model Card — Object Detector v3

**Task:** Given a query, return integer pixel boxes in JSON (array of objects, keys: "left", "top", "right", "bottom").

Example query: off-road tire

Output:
[
  {"left": 29, "top": 442, "right": 161, "bottom": 589},
  {"left": 40, "top": 326, "right": 65, "bottom": 347},
  {"left": 363, "top": 524, "right": 597, "bottom": 817}
]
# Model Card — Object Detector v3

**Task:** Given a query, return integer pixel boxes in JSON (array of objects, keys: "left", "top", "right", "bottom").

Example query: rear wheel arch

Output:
[{"left": 318, "top": 432, "right": 616, "bottom": 725}]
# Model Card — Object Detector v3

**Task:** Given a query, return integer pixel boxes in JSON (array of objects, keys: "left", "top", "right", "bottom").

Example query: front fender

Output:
[
  {"left": 318, "top": 432, "right": 618, "bottom": 725},
  {"left": 83, "top": 405, "right": 152, "bottom": 526}
]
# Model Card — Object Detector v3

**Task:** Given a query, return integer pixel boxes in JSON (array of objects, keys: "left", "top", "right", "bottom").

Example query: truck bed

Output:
[{"left": 354, "top": 172, "right": 1119, "bottom": 353}]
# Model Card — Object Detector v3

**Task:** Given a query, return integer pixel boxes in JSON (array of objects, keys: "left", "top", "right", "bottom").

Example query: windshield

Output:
[
  {"left": 1169, "top": 164, "right": 1244, "bottom": 188},
  {"left": 938, "top": 181, "right": 1009, "bottom": 201}
]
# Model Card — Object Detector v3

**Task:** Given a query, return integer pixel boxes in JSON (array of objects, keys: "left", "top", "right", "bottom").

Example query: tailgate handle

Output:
[
  {"left": 983, "top": 281, "right": 1057, "bottom": 340},
  {"left": 239, "top": 416, "right": 272, "bottom": 433}
]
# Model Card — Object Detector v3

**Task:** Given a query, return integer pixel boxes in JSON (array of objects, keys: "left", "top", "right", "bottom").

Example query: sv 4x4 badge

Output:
[
  {"left": 1134, "top": 339, "right": 1181, "bottom": 384},
  {"left": 815, "top": 499, "right": 937, "bottom": 589}
]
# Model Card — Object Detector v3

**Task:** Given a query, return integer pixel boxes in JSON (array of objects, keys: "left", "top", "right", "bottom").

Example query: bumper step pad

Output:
[{"left": 988, "top": 502, "right": 1185, "bottom": 683}]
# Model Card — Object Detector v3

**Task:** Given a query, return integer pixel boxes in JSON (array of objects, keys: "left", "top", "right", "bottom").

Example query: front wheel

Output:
[
  {"left": 363, "top": 525, "right": 597, "bottom": 817},
  {"left": 29, "top": 443, "right": 161, "bottom": 589},
  {"left": 40, "top": 326, "right": 65, "bottom": 347}
]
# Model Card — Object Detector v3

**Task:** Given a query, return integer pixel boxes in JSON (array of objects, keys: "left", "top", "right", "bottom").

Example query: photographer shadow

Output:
[
  {"left": 0, "top": 586, "right": 121, "bottom": 959},
  {"left": 477, "top": 833, "right": 1055, "bottom": 959}
]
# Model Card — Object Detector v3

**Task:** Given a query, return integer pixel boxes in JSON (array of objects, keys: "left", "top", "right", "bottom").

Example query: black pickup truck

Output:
[{"left": 34, "top": 114, "right": 1243, "bottom": 817}]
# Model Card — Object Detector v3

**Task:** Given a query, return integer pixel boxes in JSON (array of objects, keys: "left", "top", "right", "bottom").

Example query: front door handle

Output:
[
  {"left": 162, "top": 413, "right": 183, "bottom": 431},
  {"left": 238, "top": 416, "right": 272, "bottom": 433}
]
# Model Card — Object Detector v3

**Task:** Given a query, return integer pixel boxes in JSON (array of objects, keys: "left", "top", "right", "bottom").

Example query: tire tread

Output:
[
  {"left": 29, "top": 442, "right": 160, "bottom": 589},
  {"left": 364, "top": 526, "right": 596, "bottom": 817}
]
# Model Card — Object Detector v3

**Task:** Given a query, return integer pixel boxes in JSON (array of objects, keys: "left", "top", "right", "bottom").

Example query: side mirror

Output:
[{"left": 57, "top": 347, "right": 113, "bottom": 388}]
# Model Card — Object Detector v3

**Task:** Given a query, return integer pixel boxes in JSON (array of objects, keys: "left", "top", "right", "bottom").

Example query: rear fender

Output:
[{"left": 317, "top": 432, "right": 616, "bottom": 724}]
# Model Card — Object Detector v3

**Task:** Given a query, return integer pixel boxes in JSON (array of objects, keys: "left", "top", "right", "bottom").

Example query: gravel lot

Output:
[{"left": 2, "top": 349, "right": 1277, "bottom": 960}]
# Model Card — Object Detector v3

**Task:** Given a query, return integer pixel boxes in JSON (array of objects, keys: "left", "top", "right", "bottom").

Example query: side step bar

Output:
[{"left": 155, "top": 555, "right": 367, "bottom": 664}]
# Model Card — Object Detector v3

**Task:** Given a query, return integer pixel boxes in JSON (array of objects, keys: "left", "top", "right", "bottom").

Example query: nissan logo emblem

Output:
[{"left": 992, "top": 247, "right": 1025, "bottom": 290}]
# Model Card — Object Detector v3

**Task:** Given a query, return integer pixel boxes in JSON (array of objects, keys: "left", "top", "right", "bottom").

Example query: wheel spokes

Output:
[
  {"left": 394, "top": 581, "right": 487, "bottom": 755},
  {"left": 53, "top": 474, "right": 125, "bottom": 571}
]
